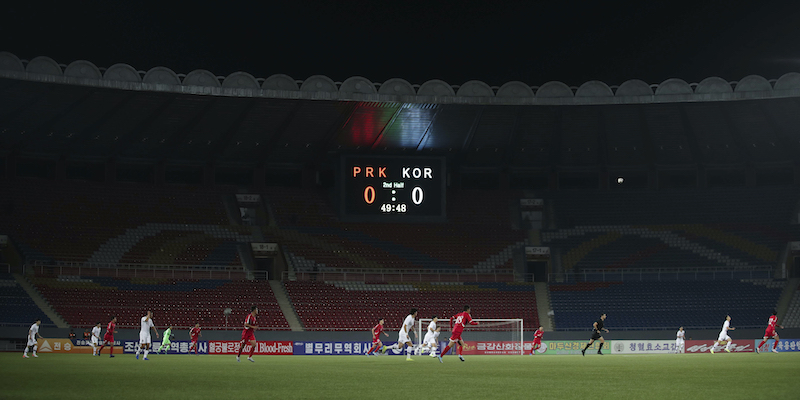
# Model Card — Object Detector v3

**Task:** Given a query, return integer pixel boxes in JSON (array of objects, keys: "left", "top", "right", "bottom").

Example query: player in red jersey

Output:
[
  {"left": 189, "top": 323, "right": 202, "bottom": 355},
  {"left": 438, "top": 305, "right": 478, "bottom": 363},
  {"left": 366, "top": 318, "right": 389, "bottom": 357},
  {"left": 97, "top": 316, "right": 118, "bottom": 358},
  {"left": 530, "top": 326, "right": 544, "bottom": 355},
  {"left": 237, "top": 306, "right": 258, "bottom": 362},
  {"left": 756, "top": 310, "right": 784, "bottom": 353}
]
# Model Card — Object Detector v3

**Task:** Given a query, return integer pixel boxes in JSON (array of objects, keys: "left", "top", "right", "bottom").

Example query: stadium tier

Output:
[
  {"left": 29, "top": 275, "right": 290, "bottom": 330},
  {"left": 543, "top": 186, "right": 800, "bottom": 272},
  {"left": 549, "top": 279, "right": 784, "bottom": 330},
  {"left": 0, "top": 179, "right": 250, "bottom": 267},
  {"left": 0, "top": 273, "right": 53, "bottom": 326},
  {"left": 549, "top": 186, "right": 800, "bottom": 226},
  {"left": 264, "top": 186, "right": 526, "bottom": 273},
  {"left": 283, "top": 280, "right": 538, "bottom": 331},
  {"left": 784, "top": 284, "right": 800, "bottom": 328}
]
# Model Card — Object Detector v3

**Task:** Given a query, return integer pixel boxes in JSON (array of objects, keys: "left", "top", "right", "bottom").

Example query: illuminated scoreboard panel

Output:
[{"left": 340, "top": 156, "right": 445, "bottom": 221}]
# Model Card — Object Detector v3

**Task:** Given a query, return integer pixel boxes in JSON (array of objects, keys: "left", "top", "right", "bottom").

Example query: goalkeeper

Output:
[{"left": 157, "top": 326, "right": 175, "bottom": 353}]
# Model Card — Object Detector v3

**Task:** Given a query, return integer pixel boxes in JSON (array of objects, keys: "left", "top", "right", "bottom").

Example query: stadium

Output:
[{"left": 2, "top": 5, "right": 800, "bottom": 397}]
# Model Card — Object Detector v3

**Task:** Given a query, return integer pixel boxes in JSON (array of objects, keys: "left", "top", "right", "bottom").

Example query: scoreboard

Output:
[{"left": 340, "top": 156, "right": 446, "bottom": 221}]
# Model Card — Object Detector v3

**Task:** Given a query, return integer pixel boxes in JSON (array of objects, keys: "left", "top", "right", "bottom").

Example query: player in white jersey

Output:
[
  {"left": 23, "top": 318, "right": 44, "bottom": 358},
  {"left": 382, "top": 308, "right": 418, "bottom": 361},
  {"left": 135, "top": 311, "right": 159, "bottom": 361},
  {"left": 675, "top": 327, "right": 685, "bottom": 354},
  {"left": 710, "top": 315, "right": 735, "bottom": 354},
  {"left": 90, "top": 322, "right": 102, "bottom": 356},
  {"left": 417, "top": 316, "right": 441, "bottom": 357}
]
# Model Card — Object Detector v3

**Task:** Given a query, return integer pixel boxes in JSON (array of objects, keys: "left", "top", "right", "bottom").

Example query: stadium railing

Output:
[
  {"left": 548, "top": 266, "right": 775, "bottom": 282},
  {"left": 26, "top": 262, "right": 248, "bottom": 280},
  {"left": 283, "top": 268, "right": 516, "bottom": 282}
]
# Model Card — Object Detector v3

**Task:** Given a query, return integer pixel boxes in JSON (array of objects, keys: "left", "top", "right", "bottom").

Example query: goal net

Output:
[{"left": 417, "top": 318, "right": 524, "bottom": 355}]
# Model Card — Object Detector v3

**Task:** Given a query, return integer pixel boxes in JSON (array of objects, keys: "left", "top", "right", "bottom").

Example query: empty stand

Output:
[
  {"left": 283, "top": 280, "right": 538, "bottom": 331},
  {"left": 784, "top": 284, "right": 800, "bottom": 328},
  {"left": 264, "top": 186, "right": 526, "bottom": 275},
  {"left": 30, "top": 275, "right": 289, "bottom": 330},
  {"left": 0, "top": 179, "right": 249, "bottom": 268},
  {"left": 549, "top": 279, "right": 784, "bottom": 330},
  {"left": 0, "top": 273, "right": 54, "bottom": 326}
]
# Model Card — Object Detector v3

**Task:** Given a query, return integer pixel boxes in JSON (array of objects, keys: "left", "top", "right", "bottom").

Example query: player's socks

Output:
[
  {"left": 758, "top": 340, "right": 767, "bottom": 350},
  {"left": 440, "top": 345, "right": 451, "bottom": 357},
  {"left": 135, "top": 347, "right": 141, "bottom": 359},
  {"left": 144, "top": 349, "right": 150, "bottom": 360},
  {"left": 23, "top": 346, "right": 29, "bottom": 357},
  {"left": 773, "top": 340, "right": 779, "bottom": 350},
  {"left": 406, "top": 346, "right": 412, "bottom": 359},
  {"left": 598, "top": 342, "right": 604, "bottom": 354},
  {"left": 249, "top": 346, "right": 255, "bottom": 358},
  {"left": 236, "top": 355, "right": 240, "bottom": 362},
  {"left": 725, "top": 341, "right": 733, "bottom": 352},
  {"left": 109, "top": 346, "right": 114, "bottom": 356}
]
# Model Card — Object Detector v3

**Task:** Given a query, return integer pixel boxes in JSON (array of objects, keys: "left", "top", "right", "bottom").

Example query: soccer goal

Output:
[{"left": 417, "top": 318, "right": 525, "bottom": 355}]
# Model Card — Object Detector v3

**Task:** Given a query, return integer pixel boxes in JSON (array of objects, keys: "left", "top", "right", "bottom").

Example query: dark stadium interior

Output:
[{"left": 1, "top": 51, "right": 800, "bottom": 348}]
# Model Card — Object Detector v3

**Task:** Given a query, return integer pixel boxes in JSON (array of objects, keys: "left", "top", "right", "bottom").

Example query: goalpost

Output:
[{"left": 417, "top": 318, "right": 525, "bottom": 355}]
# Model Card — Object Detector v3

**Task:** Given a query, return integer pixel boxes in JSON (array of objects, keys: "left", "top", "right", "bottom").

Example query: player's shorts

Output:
[
  {"left": 591, "top": 332, "right": 602, "bottom": 340},
  {"left": 91, "top": 337, "right": 99, "bottom": 345},
  {"left": 103, "top": 334, "right": 114, "bottom": 343},
  {"left": 139, "top": 332, "right": 152, "bottom": 345},
  {"left": 27, "top": 338, "right": 37, "bottom": 347},
  {"left": 423, "top": 335, "right": 438, "bottom": 347},
  {"left": 449, "top": 332, "right": 463, "bottom": 342},
  {"left": 398, "top": 331, "right": 411, "bottom": 344},
  {"left": 241, "top": 330, "right": 255, "bottom": 342},
  {"left": 717, "top": 333, "right": 731, "bottom": 342},
  {"left": 533, "top": 339, "right": 542, "bottom": 346},
  {"left": 191, "top": 338, "right": 199, "bottom": 344},
  {"left": 764, "top": 328, "right": 776, "bottom": 338},
  {"left": 161, "top": 338, "right": 171, "bottom": 345}
]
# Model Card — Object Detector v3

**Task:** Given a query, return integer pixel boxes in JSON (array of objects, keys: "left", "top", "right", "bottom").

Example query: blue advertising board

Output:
[
  {"left": 292, "top": 341, "right": 447, "bottom": 356},
  {"left": 123, "top": 340, "right": 208, "bottom": 355},
  {"left": 758, "top": 339, "right": 800, "bottom": 352}
]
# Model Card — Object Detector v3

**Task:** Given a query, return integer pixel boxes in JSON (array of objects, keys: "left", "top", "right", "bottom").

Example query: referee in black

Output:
[{"left": 582, "top": 313, "right": 609, "bottom": 356}]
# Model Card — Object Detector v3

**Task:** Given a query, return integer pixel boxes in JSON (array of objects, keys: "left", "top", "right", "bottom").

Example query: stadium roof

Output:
[
  {"left": 1, "top": 52, "right": 799, "bottom": 106},
  {"left": 1, "top": 52, "right": 799, "bottom": 171}
]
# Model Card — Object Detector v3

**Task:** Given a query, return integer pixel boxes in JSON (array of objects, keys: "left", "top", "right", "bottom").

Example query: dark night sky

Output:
[{"left": 2, "top": 1, "right": 799, "bottom": 87}]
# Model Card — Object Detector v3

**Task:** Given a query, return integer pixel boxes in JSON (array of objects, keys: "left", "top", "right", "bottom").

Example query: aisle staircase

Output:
[{"left": 268, "top": 280, "right": 303, "bottom": 331}]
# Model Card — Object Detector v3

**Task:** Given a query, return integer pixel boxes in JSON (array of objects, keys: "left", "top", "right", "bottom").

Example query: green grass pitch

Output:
[{"left": 1, "top": 352, "right": 799, "bottom": 399}]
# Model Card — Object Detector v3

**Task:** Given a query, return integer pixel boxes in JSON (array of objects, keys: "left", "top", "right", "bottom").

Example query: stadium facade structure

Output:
[
  {"left": 1, "top": 51, "right": 800, "bottom": 191},
  {"left": 2, "top": 52, "right": 800, "bottom": 341},
  {"left": 2, "top": 52, "right": 800, "bottom": 104}
]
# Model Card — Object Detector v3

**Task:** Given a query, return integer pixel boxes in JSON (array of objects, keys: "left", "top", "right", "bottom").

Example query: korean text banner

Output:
[
  {"left": 293, "top": 341, "right": 379, "bottom": 355},
  {"left": 36, "top": 339, "right": 93, "bottom": 354},
  {"left": 611, "top": 340, "right": 679, "bottom": 354},
  {"left": 534, "top": 340, "right": 609, "bottom": 355},
  {"left": 208, "top": 340, "right": 292, "bottom": 355},
  {"left": 758, "top": 339, "right": 800, "bottom": 352},
  {"left": 123, "top": 340, "right": 208, "bottom": 355}
]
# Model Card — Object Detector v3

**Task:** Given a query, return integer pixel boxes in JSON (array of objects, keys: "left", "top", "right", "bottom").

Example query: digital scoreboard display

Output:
[{"left": 340, "top": 156, "right": 446, "bottom": 221}]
